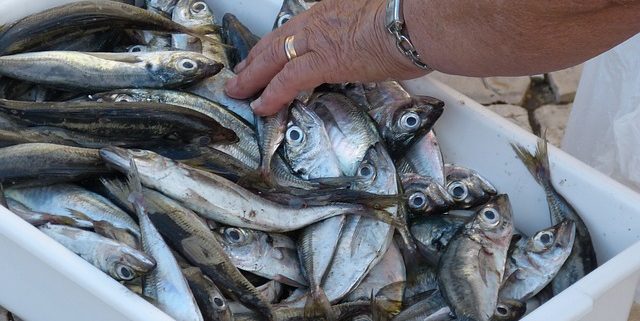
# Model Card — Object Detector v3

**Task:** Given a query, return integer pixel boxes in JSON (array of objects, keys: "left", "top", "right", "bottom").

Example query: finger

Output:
[
  {"left": 234, "top": 8, "right": 314, "bottom": 73},
  {"left": 225, "top": 33, "right": 309, "bottom": 99},
  {"left": 251, "top": 52, "right": 327, "bottom": 116}
]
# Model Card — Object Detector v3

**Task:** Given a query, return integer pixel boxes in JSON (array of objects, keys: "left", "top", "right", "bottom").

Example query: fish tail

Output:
[
  {"left": 304, "top": 286, "right": 336, "bottom": 321},
  {"left": 510, "top": 138, "right": 552, "bottom": 188}
]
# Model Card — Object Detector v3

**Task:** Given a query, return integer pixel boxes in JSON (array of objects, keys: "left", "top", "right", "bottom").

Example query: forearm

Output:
[{"left": 406, "top": 0, "right": 640, "bottom": 76}]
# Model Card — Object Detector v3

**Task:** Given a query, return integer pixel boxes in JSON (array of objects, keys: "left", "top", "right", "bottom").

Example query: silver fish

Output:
[
  {"left": 309, "top": 92, "right": 380, "bottom": 175},
  {"left": 126, "top": 160, "right": 204, "bottom": 321},
  {"left": 6, "top": 184, "right": 139, "bottom": 239},
  {"left": 511, "top": 139, "right": 597, "bottom": 295},
  {"left": 500, "top": 220, "right": 575, "bottom": 302},
  {"left": 256, "top": 106, "right": 289, "bottom": 183},
  {"left": 172, "top": 0, "right": 216, "bottom": 50},
  {"left": 438, "top": 195, "right": 514, "bottom": 321},
  {"left": 7, "top": 198, "right": 94, "bottom": 229},
  {"left": 410, "top": 214, "right": 468, "bottom": 266},
  {"left": 186, "top": 68, "right": 255, "bottom": 125},
  {"left": 0, "top": 51, "right": 222, "bottom": 90},
  {"left": 38, "top": 223, "right": 154, "bottom": 281},
  {"left": 99, "top": 147, "right": 396, "bottom": 232},
  {"left": 397, "top": 131, "right": 445, "bottom": 184},
  {"left": 444, "top": 164, "right": 498, "bottom": 209},
  {"left": 182, "top": 267, "right": 234, "bottom": 321},
  {"left": 322, "top": 143, "right": 399, "bottom": 303},
  {"left": 346, "top": 242, "right": 406, "bottom": 304},
  {"left": 284, "top": 101, "right": 342, "bottom": 179},
  {"left": 401, "top": 173, "right": 453, "bottom": 217},
  {"left": 215, "top": 226, "right": 306, "bottom": 287}
]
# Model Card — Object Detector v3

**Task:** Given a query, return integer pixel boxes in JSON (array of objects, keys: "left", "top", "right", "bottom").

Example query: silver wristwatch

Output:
[{"left": 385, "top": 0, "right": 430, "bottom": 70}]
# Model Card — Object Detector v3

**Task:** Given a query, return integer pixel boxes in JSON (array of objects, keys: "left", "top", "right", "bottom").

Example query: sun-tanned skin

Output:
[{"left": 224, "top": 0, "right": 640, "bottom": 116}]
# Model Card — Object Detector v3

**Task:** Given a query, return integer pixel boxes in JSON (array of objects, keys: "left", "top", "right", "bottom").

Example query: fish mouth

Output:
[
  {"left": 202, "top": 61, "right": 225, "bottom": 78},
  {"left": 99, "top": 146, "right": 132, "bottom": 172}
]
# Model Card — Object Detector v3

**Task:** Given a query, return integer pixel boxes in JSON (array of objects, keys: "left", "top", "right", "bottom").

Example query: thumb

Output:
[{"left": 250, "top": 52, "right": 327, "bottom": 116}]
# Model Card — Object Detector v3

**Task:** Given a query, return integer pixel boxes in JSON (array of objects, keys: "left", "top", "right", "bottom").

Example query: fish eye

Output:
[
  {"left": 115, "top": 264, "right": 135, "bottom": 280},
  {"left": 191, "top": 1, "right": 207, "bottom": 14},
  {"left": 213, "top": 296, "right": 225, "bottom": 308},
  {"left": 115, "top": 94, "right": 133, "bottom": 103},
  {"left": 496, "top": 304, "right": 509, "bottom": 316},
  {"left": 129, "top": 149, "right": 147, "bottom": 156},
  {"left": 129, "top": 45, "right": 145, "bottom": 53},
  {"left": 534, "top": 231, "right": 555, "bottom": 250},
  {"left": 479, "top": 207, "right": 500, "bottom": 227},
  {"left": 277, "top": 14, "right": 292, "bottom": 27},
  {"left": 408, "top": 191, "right": 427, "bottom": 210},
  {"left": 447, "top": 181, "right": 468, "bottom": 201},
  {"left": 357, "top": 163, "right": 376, "bottom": 180},
  {"left": 177, "top": 58, "right": 197, "bottom": 72},
  {"left": 286, "top": 126, "right": 304, "bottom": 144},
  {"left": 399, "top": 111, "right": 421, "bottom": 131},
  {"left": 224, "top": 228, "right": 246, "bottom": 244}
]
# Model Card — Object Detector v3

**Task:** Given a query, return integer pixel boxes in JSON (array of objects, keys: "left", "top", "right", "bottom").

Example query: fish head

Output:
[
  {"left": 471, "top": 194, "right": 513, "bottom": 242},
  {"left": 445, "top": 164, "right": 498, "bottom": 209},
  {"left": 108, "top": 247, "right": 156, "bottom": 281},
  {"left": 215, "top": 227, "right": 263, "bottom": 264},
  {"left": 382, "top": 97, "right": 444, "bottom": 153},
  {"left": 527, "top": 219, "right": 576, "bottom": 258},
  {"left": 172, "top": 0, "right": 215, "bottom": 30},
  {"left": 273, "top": 0, "right": 316, "bottom": 29},
  {"left": 352, "top": 143, "right": 398, "bottom": 195},
  {"left": 492, "top": 299, "right": 526, "bottom": 321},
  {"left": 100, "top": 147, "right": 172, "bottom": 174},
  {"left": 157, "top": 52, "right": 223, "bottom": 84},
  {"left": 401, "top": 173, "right": 453, "bottom": 215}
]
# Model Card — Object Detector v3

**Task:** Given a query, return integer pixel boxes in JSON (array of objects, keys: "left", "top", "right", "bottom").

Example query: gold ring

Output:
[{"left": 284, "top": 35, "right": 297, "bottom": 61}]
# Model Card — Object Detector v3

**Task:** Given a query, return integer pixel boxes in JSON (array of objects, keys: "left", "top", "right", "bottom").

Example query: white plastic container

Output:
[{"left": 0, "top": 1, "right": 639, "bottom": 320}]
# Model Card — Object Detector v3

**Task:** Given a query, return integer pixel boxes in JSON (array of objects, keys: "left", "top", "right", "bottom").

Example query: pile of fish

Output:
[{"left": 0, "top": 1, "right": 598, "bottom": 321}]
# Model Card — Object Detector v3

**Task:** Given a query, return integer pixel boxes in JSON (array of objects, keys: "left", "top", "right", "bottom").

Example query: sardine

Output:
[
  {"left": 0, "top": 1, "right": 206, "bottom": 55},
  {"left": 511, "top": 139, "right": 597, "bottom": 295},
  {"left": 38, "top": 223, "right": 154, "bottom": 281},
  {"left": 103, "top": 177, "right": 275, "bottom": 319},
  {"left": 444, "top": 164, "right": 498, "bottom": 209},
  {"left": 491, "top": 299, "right": 526, "bottom": 321},
  {"left": 125, "top": 160, "right": 204, "bottom": 321},
  {"left": 0, "top": 143, "right": 108, "bottom": 186},
  {"left": 0, "top": 51, "right": 222, "bottom": 90},
  {"left": 500, "top": 220, "right": 575, "bottom": 302},
  {"left": 438, "top": 195, "right": 514, "bottom": 321},
  {"left": 215, "top": 226, "right": 306, "bottom": 287},
  {"left": 99, "top": 147, "right": 398, "bottom": 232}
]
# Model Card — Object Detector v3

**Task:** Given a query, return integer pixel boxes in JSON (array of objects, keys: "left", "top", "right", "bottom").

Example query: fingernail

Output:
[
  {"left": 224, "top": 76, "right": 238, "bottom": 93},
  {"left": 250, "top": 96, "right": 263, "bottom": 111},
  {"left": 234, "top": 60, "right": 247, "bottom": 73}
]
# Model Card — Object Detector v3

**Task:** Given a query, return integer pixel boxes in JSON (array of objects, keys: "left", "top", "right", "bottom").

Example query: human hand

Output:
[{"left": 224, "top": 0, "right": 429, "bottom": 116}]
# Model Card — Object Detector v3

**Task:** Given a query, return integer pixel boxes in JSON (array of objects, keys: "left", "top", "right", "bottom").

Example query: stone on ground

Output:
[
  {"left": 548, "top": 64, "right": 583, "bottom": 103},
  {"left": 533, "top": 103, "right": 573, "bottom": 147}
]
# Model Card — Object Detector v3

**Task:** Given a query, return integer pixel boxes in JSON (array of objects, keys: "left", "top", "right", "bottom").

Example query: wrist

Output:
[
  {"left": 402, "top": 0, "right": 436, "bottom": 72},
  {"left": 373, "top": 0, "right": 428, "bottom": 78}
]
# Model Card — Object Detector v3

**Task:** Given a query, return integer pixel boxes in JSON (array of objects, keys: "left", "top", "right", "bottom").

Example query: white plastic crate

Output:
[{"left": 0, "top": 0, "right": 639, "bottom": 320}]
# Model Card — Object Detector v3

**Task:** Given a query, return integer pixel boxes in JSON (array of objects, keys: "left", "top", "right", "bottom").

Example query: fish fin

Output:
[
  {"left": 125, "top": 159, "right": 147, "bottom": 220},
  {"left": 510, "top": 138, "right": 551, "bottom": 188},
  {"left": 274, "top": 274, "right": 307, "bottom": 288},
  {"left": 350, "top": 216, "right": 366, "bottom": 256},
  {"left": 304, "top": 286, "right": 336, "bottom": 321},
  {"left": 63, "top": 208, "right": 93, "bottom": 222}
]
